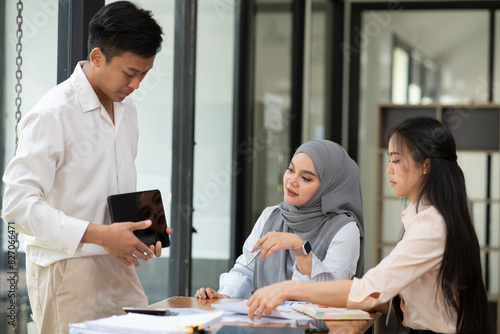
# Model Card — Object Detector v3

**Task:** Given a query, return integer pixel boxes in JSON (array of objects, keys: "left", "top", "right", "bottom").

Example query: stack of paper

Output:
[{"left": 69, "top": 310, "right": 224, "bottom": 334}]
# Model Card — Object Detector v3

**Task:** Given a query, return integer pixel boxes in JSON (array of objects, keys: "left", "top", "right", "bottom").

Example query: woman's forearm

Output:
[
  {"left": 288, "top": 280, "right": 352, "bottom": 307},
  {"left": 246, "top": 279, "right": 353, "bottom": 320}
]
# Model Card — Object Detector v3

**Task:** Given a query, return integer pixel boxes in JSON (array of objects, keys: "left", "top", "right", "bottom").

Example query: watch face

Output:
[{"left": 303, "top": 241, "right": 312, "bottom": 255}]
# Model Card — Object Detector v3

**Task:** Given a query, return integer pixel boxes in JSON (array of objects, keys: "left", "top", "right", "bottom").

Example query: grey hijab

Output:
[{"left": 254, "top": 140, "right": 364, "bottom": 290}]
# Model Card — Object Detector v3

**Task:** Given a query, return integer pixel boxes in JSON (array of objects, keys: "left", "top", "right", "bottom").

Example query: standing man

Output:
[{"left": 2, "top": 2, "right": 171, "bottom": 333}]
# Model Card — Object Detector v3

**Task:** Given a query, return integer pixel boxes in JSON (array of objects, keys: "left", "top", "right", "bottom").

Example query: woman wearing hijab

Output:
[
  {"left": 246, "top": 118, "right": 490, "bottom": 333},
  {"left": 195, "top": 140, "right": 364, "bottom": 299}
]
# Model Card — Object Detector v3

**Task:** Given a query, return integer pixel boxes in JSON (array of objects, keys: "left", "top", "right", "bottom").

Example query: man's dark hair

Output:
[{"left": 88, "top": 1, "right": 163, "bottom": 62}]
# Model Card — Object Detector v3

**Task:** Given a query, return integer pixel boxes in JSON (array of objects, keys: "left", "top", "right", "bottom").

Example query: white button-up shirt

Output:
[
  {"left": 2, "top": 62, "right": 139, "bottom": 267},
  {"left": 347, "top": 203, "right": 456, "bottom": 333}
]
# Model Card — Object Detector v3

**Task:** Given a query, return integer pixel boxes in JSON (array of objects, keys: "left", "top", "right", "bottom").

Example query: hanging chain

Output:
[
  {"left": 12, "top": 2, "right": 23, "bottom": 334},
  {"left": 15, "top": 0, "right": 24, "bottom": 151}
]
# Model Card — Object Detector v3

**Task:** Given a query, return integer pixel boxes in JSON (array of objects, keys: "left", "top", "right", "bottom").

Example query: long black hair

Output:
[{"left": 389, "top": 117, "right": 490, "bottom": 333}]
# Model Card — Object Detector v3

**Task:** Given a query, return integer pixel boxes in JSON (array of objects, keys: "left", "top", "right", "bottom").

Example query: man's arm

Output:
[
  {"left": 82, "top": 220, "right": 153, "bottom": 267},
  {"left": 81, "top": 221, "right": 174, "bottom": 267}
]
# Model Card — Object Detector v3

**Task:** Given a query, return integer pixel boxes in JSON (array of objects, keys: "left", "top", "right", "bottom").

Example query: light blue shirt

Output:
[{"left": 218, "top": 205, "right": 361, "bottom": 299}]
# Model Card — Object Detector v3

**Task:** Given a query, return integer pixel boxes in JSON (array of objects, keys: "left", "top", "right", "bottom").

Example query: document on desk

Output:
[
  {"left": 69, "top": 310, "right": 224, "bottom": 334},
  {"left": 212, "top": 299, "right": 312, "bottom": 321}
]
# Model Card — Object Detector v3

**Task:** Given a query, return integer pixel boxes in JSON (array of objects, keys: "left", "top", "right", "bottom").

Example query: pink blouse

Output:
[{"left": 347, "top": 203, "right": 457, "bottom": 333}]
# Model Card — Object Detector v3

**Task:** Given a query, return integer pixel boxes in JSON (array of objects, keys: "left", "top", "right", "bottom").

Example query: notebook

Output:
[
  {"left": 107, "top": 189, "right": 170, "bottom": 248},
  {"left": 291, "top": 303, "right": 371, "bottom": 320}
]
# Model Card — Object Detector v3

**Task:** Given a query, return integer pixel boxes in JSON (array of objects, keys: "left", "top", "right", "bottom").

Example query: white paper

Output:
[
  {"left": 212, "top": 299, "right": 311, "bottom": 321},
  {"left": 69, "top": 310, "right": 224, "bottom": 334},
  {"left": 220, "top": 312, "right": 297, "bottom": 325}
]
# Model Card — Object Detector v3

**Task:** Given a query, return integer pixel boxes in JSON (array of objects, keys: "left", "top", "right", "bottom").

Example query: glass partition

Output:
[
  {"left": 252, "top": 1, "right": 293, "bottom": 221},
  {"left": 1, "top": 1, "right": 58, "bottom": 333},
  {"left": 105, "top": 0, "right": 175, "bottom": 304},
  {"left": 494, "top": 11, "right": 500, "bottom": 103},
  {"left": 191, "top": 0, "right": 235, "bottom": 294},
  {"left": 303, "top": 0, "right": 333, "bottom": 141}
]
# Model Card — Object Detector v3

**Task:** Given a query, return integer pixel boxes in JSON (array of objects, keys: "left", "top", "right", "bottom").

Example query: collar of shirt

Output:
[
  {"left": 73, "top": 61, "right": 101, "bottom": 113},
  {"left": 72, "top": 61, "right": 126, "bottom": 129}
]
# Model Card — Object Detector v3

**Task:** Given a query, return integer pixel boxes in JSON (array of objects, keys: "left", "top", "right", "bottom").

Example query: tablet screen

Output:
[{"left": 107, "top": 189, "right": 170, "bottom": 248}]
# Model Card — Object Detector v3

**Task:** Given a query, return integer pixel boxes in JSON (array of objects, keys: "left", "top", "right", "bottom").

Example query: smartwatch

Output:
[
  {"left": 301, "top": 241, "right": 312, "bottom": 255},
  {"left": 294, "top": 241, "right": 312, "bottom": 256}
]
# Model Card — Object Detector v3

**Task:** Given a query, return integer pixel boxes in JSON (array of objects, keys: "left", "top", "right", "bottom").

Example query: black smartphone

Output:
[
  {"left": 122, "top": 307, "right": 177, "bottom": 316},
  {"left": 107, "top": 189, "right": 170, "bottom": 248}
]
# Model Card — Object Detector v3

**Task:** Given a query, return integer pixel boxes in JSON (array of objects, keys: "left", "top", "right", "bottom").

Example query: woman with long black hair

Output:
[{"left": 246, "top": 117, "right": 490, "bottom": 333}]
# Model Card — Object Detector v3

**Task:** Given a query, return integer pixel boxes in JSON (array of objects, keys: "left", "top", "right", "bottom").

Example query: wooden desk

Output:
[{"left": 149, "top": 297, "right": 380, "bottom": 333}]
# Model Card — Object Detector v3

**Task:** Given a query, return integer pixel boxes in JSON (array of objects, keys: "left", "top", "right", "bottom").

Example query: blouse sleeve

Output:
[
  {"left": 218, "top": 206, "right": 276, "bottom": 299},
  {"left": 347, "top": 207, "right": 446, "bottom": 310},
  {"left": 292, "top": 221, "right": 360, "bottom": 281}
]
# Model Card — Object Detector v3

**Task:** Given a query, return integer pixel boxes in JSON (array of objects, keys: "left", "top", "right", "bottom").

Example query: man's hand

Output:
[
  {"left": 82, "top": 220, "right": 156, "bottom": 267},
  {"left": 148, "top": 227, "right": 174, "bottom": 257}
]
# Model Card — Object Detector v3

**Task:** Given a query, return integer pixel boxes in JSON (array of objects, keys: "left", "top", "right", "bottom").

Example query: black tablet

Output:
[{"left": 107, "top": 189, "right": 170, "bottom": 248}]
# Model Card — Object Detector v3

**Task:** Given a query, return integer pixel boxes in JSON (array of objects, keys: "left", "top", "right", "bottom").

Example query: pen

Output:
[
  {"left": 246, "top": 249, "right": 261, "bottom": 267},
  {"left": 245, "top": 230, "right": 278, "bottom": 267},
  {"left": 385, "top": 298, "right": 392, "bottom": 326}
]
